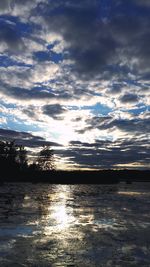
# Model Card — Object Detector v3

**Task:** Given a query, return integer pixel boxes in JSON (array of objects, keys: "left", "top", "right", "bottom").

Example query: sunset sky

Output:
[{"left": 0, "top": 0, "right": 149, "bottom": 170}]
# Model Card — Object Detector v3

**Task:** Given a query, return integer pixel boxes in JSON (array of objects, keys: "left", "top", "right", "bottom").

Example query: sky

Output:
[{"left": 0, "top": 0, "right": 150, "bottom": 170}]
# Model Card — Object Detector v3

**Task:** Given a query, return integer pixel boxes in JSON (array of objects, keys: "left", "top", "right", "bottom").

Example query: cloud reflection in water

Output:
[{"left": 0, "top": 183, "right": 150, "bottom": 266}]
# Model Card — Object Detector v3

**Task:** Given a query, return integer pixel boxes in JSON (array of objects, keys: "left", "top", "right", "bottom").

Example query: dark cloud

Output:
[
  {"left": 0, "top": 128, "right": 61, "bottom": 147},
  {"left": 43, "top": 104, "right": 67, "bottom": 119},
  {"left": 37, "top": 0, "right": 150, "bottom": 80},
  {"left": 43, "top": 1, "right": 117, "bottom": 79},
  {"left": 107, "top": 83, "right": 122, "bottom": 95},
  {"left": 104, "top": 118, "right": 150, "bottom": 134},
  {"left": 76, "top": 116, "right": 111, "bottom": 134},
  {"left": 133, "top": 0, "right": 150, "bottom": 7},
  {"left": 55, "top": 138, "right": 150, "bottom": 169},
  {"left": 0, "top": 0, "right": 39, "bottom": 12},
  {"left": 0, "top": 0, "right": 149, "bottom": 170},
  {"left": 76, "top": 116, "right": 150, "bottom": 134},
  {"left": 70, "top": 141, "right": 96, "bottom": 148},
  {"left": 13, "top": 0, "right": 35, "bottom": 6},
  {"left": 71, "top": 117, "right": 82, "bottom": 122},
  {"left": 0, "top": 19, "right": 24, "bottom": 51},
  {"left": 22, "top": 106, "right": 36, "bottom": 118},
  {"left": 120, "top": 94, "right": 139, "bottom": 103},
  {"left": 0, "top": 0, "right": 10, "bottom": 11},
  {"left": 0, "top": 84, "right": 71, "bottom": 100},
  {"left": 1, "top": 0, "right": 150, "bottom": 81}
]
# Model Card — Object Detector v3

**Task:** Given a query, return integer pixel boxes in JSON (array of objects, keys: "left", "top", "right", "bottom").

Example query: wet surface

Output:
[{"left": 0, "top": 182, "right": 150, "bottom": 266}]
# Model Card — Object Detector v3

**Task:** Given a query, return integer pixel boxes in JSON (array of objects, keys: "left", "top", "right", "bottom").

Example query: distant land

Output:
[
  {"left": 1, "top": 141, "right": 149, "bottom": 184},
  {"left": 0, "top": 170, "right": 150, "bottom": 184}
]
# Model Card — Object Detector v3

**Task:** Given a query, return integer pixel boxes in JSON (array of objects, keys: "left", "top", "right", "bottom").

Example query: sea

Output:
[{"left": 0, "top": 182, "right": 150, "bottom": 267}]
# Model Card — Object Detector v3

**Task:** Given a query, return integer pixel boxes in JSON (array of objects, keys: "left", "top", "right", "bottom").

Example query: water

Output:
[{"left": 0, "top": 182, "right": 150, "bottom": 267}]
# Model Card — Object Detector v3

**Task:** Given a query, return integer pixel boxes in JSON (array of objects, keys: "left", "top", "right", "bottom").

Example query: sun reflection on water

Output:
[
  {"left": 51, "top": 205, "right": 72, "bottom": 229},
  {"left": 44, "top": 185, "right": 76, "bottom": 235}
]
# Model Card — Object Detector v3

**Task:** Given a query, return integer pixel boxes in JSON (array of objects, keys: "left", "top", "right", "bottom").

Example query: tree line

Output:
[{"left": 0, "top": 140, "right": 55, "bottom": 174}]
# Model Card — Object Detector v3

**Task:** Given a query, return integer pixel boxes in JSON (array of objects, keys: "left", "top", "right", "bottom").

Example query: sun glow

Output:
[{"left": 52, "top": 205, "right": 70, "bottom": 229}]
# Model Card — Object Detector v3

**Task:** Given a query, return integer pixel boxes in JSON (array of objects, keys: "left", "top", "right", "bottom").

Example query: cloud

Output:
[
  {"left": 1, "top": 0, "right": 150, "bottom": 83},
  {"left": 0, "top": 0, "right": 149, "bottom": 170},
  {"left": 133, "top": 0, "right": 150, "bottom": 7},
  {"left": 55, "top": 138, "right": 150, "bottom": 169},
  {"left": 119, "top": 94, "right": 139, "bottom": 104},
  {"left": 0, "top": 117, "right": 7, "bottom": 124},
  {"left": 41, "top": 1, "right": 117, "bottom": 79},
  {"left": 0, "top": 0, "right": 11, "bottom": 13},
  {"left": 110, "top": 118, "right": 150, "bottom": 134},
  {"left": 76, "top": 114, "right": 150, "bottom": 136},
  {"left": 43, "top": 104, "right": 67, "bottom": 119},
  {"left": 0, "top": 1, "right": 149, "bottom": 108},
  {"left": 35, "top": 0, "right": 150, "bottom": 81},
  {"left": 0, "top": 19, "right": 25, "bottom": 52},
  {"left": 0, "top": 128, "right": 61, "bottom": 147},
  {"left": 0, "top": 84, "right": 55, "bottom": 100},
  {"left": 0, "top": 0, "right": 46, "bottom": 20},
  {"left": 0, "top": 84, "right": 73, "bottom": 101}
]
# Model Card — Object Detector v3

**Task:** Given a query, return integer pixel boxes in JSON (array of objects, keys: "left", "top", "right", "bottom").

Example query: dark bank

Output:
[{"left": 1, "top": 170, "right": 150, "bottom": 184}]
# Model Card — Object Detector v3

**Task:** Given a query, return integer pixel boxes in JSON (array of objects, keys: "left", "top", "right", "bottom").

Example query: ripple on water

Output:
[{"left": 0, "top": 182, "right": 149, "bottom": 266}]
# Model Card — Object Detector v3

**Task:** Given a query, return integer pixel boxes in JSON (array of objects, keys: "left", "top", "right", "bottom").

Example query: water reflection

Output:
[
  {"left": 52, "top": 205, "right": 70, "bottom": 228},
  {"left": 118, "top": 191, "right": 148, "bottom": 196},
  {"left": 44, "top": 185, "right": 76, "bottom": 233},
  {"left": 0, "top": 183, "right": 150, "bottom": 266}
]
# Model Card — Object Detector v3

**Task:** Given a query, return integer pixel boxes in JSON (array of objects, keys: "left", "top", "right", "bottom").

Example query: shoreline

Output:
[{"left": 0, "top": 170, "right": 149, "bottom": 184}]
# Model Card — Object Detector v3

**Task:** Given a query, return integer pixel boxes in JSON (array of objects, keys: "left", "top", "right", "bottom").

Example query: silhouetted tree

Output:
[
  {"left": 0, "top": 141, "right": 7, "bottom": 168},
  {"left": 0, "top": 140, "right": 28, "bottom": 172},
  {"left": 36, "top": 146, "right": 55, "bottom": 171},
  {"left": 0, "top": 141, "right": 6, "bottom": 158},
  {"left": 7, "top": 141, "right": 18, "bottom": 167},
  {"left": 17, "top": 145, "right": 28, "bottom": 170}
]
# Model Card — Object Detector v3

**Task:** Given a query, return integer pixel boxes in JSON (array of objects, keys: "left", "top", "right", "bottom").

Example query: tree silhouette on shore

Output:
[
  {"left": 0, "top": 140, "right": 55, "bottom": 174},
  {"left": 36, "top": 146, "right": 55, "bottom": 171},
  {"left": 0, "top": 141, "right": 27, "bottom": 172}
]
